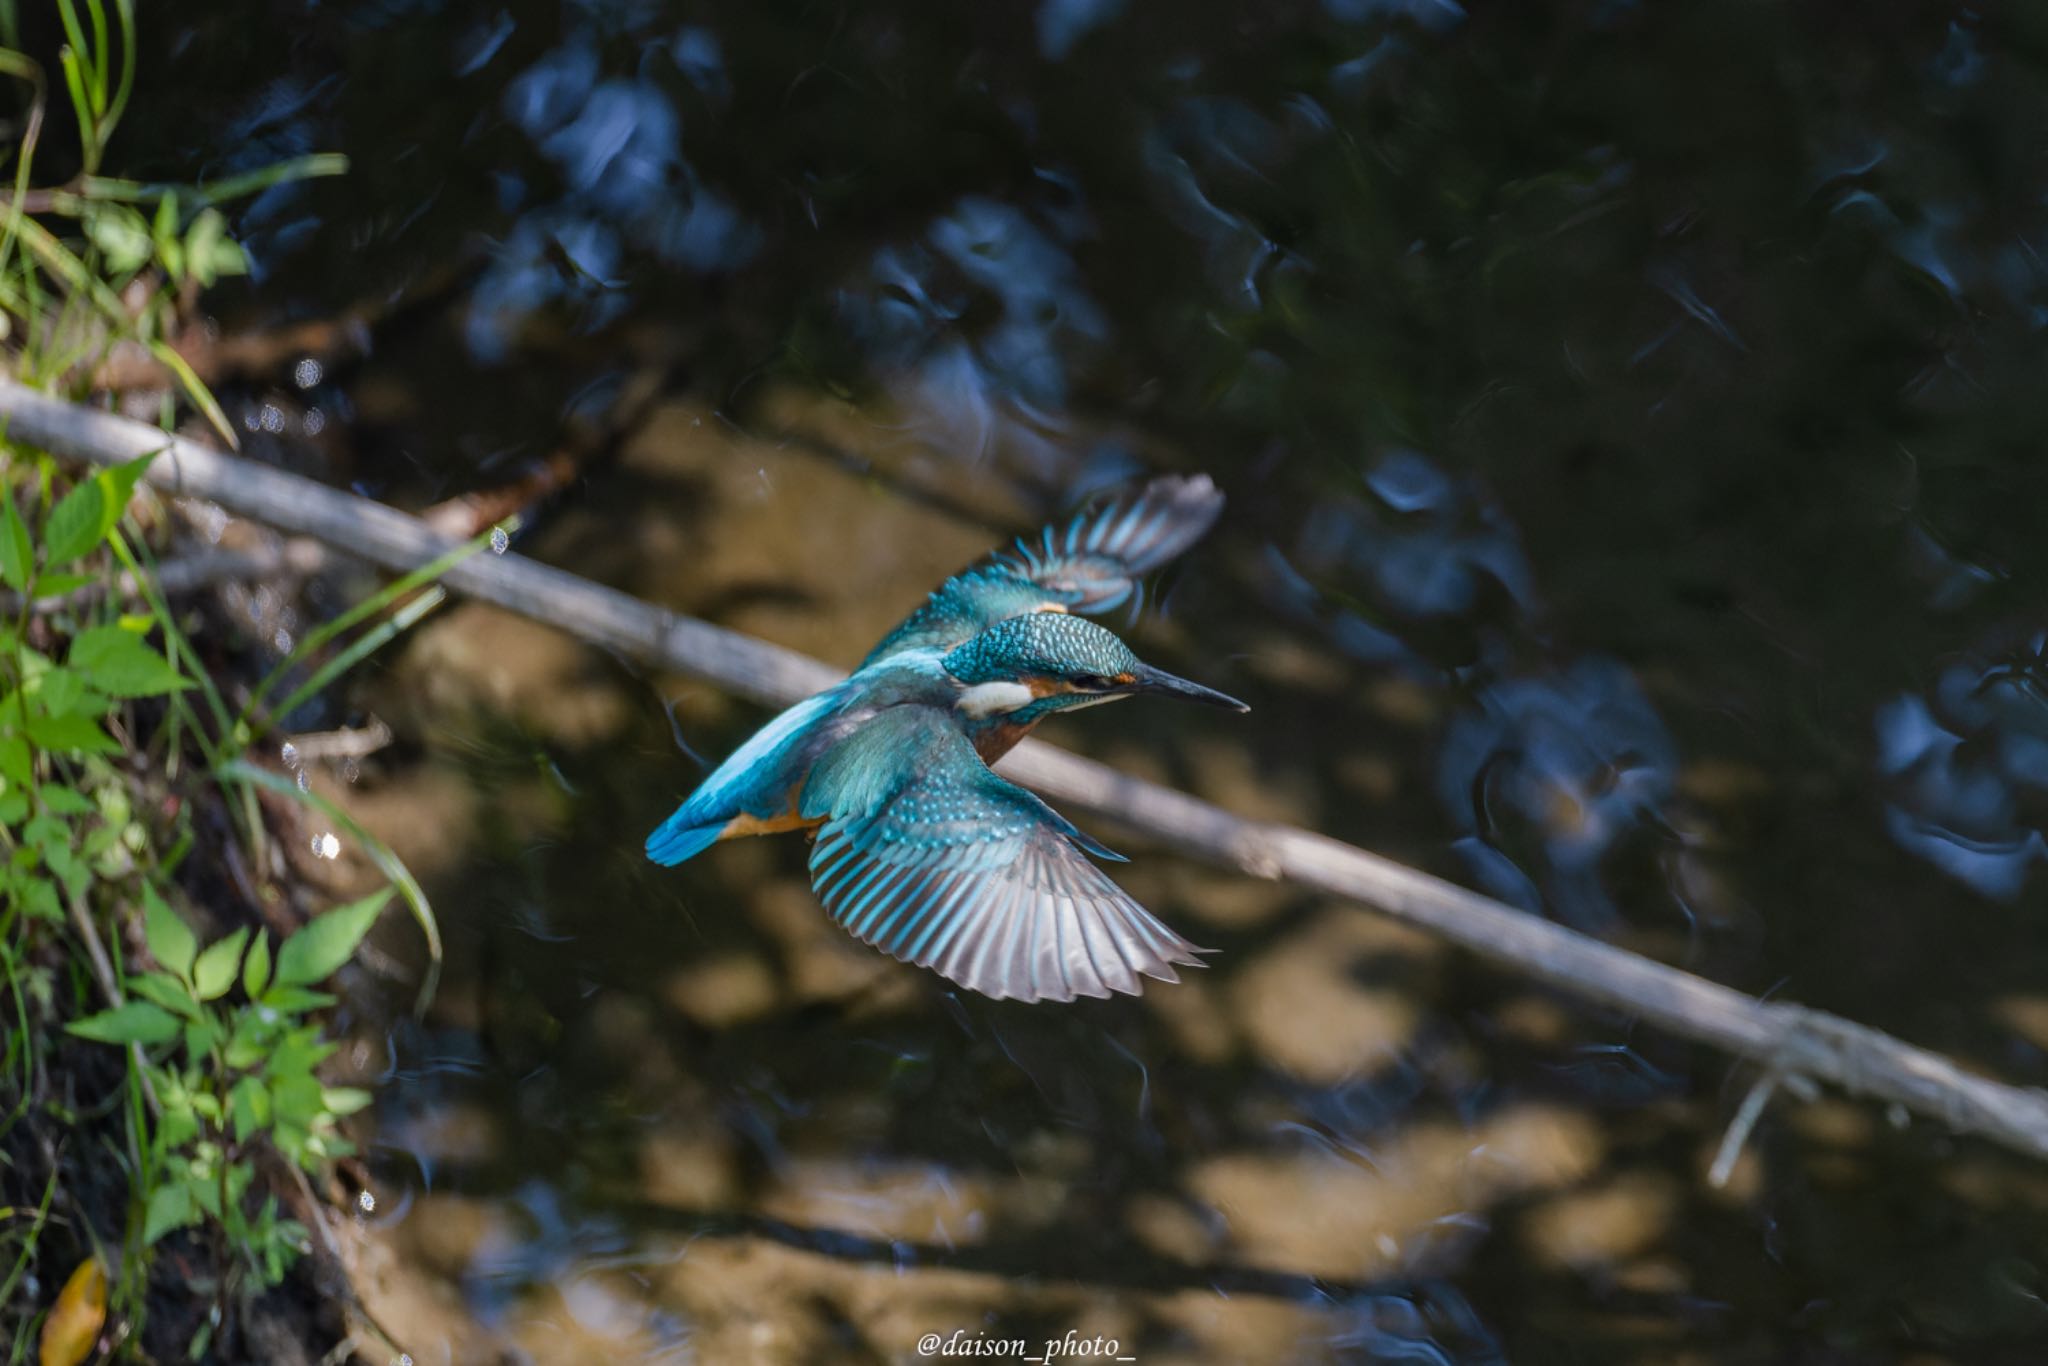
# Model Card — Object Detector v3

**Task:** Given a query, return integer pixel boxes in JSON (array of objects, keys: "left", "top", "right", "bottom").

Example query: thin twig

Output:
[
  {"left": 282, "top": 718, "right": 392, "bottom": 764},
  {"left": 273, "top": 1155, "right": 416, "bottom": 1366},
  {"left": 62, "top": 882, "right": 161, "bottom": 1116},
  {"left": 0, "top": 538, "right": 327, "bottom": 613},
  {"left": 1710, "top": 1074, "right": 1773, "bottom": 1188},
  {"left": 7, "top": 379, "right": 2048, "bottom": 1168}
]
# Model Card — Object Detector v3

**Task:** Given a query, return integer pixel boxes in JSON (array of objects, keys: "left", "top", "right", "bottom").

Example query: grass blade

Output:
[
  {"left": 81, "top": 154, "right": 350, "bottom": 208},
  {"left": 144, "top": 339, "right": 237, "bottom": 450},
  {"left": 14, "top": 213, "right": 127, "bottom": 324},
  {"left": 263, "top": 584, "right": 445, "bottom": 726},
  {"left": 240, "top": 527, "right": 492, "bottom": 731},
  {"left": 103, "top": 0, "right": 133, "bottom": 138}
]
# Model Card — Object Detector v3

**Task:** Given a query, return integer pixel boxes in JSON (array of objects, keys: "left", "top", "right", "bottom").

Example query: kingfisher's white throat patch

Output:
[{"left": 956, "top": 680, "right": 1037, "bottom": 718}]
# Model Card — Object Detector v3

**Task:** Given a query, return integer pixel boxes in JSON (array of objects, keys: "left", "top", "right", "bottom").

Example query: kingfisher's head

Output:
[{"left": 943, "top": 613, "right": 1248, "bottom": 723}]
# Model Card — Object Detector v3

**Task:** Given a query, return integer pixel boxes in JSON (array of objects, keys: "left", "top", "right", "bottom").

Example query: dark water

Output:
[{"left": 113, "top": 1, "right": 2048, "bottom": 1360}]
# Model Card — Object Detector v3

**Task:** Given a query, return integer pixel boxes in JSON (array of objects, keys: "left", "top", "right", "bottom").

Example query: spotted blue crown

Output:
[{"left": 942, "top": 613, "right": 1140, "bottom": 685}]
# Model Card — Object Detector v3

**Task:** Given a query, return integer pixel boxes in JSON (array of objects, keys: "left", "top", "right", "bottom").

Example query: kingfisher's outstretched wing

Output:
[
  {"left": 860, "top": 474, "right": 1224, "bottom": 667},
  {"left": 798, "top": 706, "right": 1207, "bottom": 1002}
]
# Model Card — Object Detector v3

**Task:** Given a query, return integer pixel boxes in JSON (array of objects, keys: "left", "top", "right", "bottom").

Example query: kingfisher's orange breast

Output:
[{"left": 972, "top": 718, "right": 1041, "bottom": 766}]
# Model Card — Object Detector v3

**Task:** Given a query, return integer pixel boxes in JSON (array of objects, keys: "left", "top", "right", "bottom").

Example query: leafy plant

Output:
[
  {"left": 0, "top": 452, "right": 179, "bottom": 924},
  {"left": 0, "top": 7, "right": 449, "bottom": 1356},
  {"left": 0, "top": 445, "right": 444, "bottom": 1357},
  {"left": 65, "top": 888, "right": 389, "bottom": 1294}
]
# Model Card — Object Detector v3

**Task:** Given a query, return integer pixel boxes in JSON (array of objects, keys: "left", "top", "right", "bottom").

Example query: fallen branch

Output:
[{"left": 6, "top": 379, "right": 2047, "bottom": 1168}]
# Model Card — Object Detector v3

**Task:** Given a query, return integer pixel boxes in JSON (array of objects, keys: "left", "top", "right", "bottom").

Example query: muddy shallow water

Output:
[{"left": 110, "top": 1, "right": 2048, "bottom": 1360}]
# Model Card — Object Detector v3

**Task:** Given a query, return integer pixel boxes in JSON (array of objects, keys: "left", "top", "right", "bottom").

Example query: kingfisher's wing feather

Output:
[
  {"left": 799, "top": 707, "right": 1207, "bottom": 1002},
  {"left": 861, "top": 474, "right": 1224, "bottom": 665}
]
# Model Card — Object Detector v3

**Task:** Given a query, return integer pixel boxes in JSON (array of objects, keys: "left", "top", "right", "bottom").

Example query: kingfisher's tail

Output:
[
  {"left": 645, "top": 684, "right": 853, "bottom": 868},
  {"left": 645, "top": 812, "right": 723, "bottom": 866}
]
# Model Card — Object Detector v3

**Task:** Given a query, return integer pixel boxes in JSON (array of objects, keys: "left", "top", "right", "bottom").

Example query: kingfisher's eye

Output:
[{"left": 1073, "top": 674, "right": 1112, "bottom": 691}]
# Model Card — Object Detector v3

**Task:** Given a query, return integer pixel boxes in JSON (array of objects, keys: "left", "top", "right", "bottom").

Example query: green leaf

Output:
[
  {"left": 322, "top": 1086, "right": 372, "bottom": 1117},
  {"left": 143, "top": 885, "right": 197, "bottom": 978},
  {"left": 182, "top": 1016, "right": 220, "bottom": 1059},
  {"left": 85, "top": 203, "right": 153, "bottom": 274},
  {"left": 0, "top": 736, "right": 28, "bottom": 787},
  {"left": 229, "top": 1074, "right": 271, "bottom": 1142},
  {"left": 269, "top": 1073, "right": 324, "bottom": 1128},
  {"left": 223, "top": 1014, "right": 269, "bottom": 1070},
  {"left": 185, "top": 209, "right": 247, "bottom": 287},
  {"left": 69, "top": 623, "right": 188, "bottom": 697},
  {"left": 152, "top": 192, "right": 178, "bottom": 248},
  {"left": 17, "top": 873, "right": 56, "bottom": 918},
  {"left": 41, "top": 479, "right": 107, "bottom": 567},
  {"left": 257, "top": 985, "right": 334, "bottom": 1015},
  {"left": 274, "top": 890, "right": 389, "bottom": 988},
  {"left": 38, "top": 454, "right": 158, "bottom": 568},
  {"left": 65, "top": 1001, "right": 180, "bottom": 1045},
  {"left": 143, "top": 1181, "right": 198, "bottom": 1245},
  {"left": 38, "top": 665, "right": 85, "bottom": 717},
  {"left": 22, "top": 708, "right": 119, "bottom": 755},
  {"left": 0, "top": 489, "right": 30, "bottom": 590},
  {"left": 271, "top": 1121, "right": 308, "bottom": 1163},
  {"left": 44, "top": 840, "right": 89, "bottom": 900},
  {"left": 243, "top": 932, "right": 272, "bottom": 999},
  {"left": 192, "top": 927, "right": 248, "bottom": 1002},
  {"left": 38, "top": 785, "right": 94, "bottom": 815},
  {"left": 127, "top": 971, "right": 201, "bottom": 1021},
  {"left": 157, "top": 233, "right": 185, "bottom": 281},
  {"left": 264, "top": 1024, "right": 336, "bottom": 1078},
  {"left": 186, "top": 1171, "right": 220, "bottom": 1217},
  {"left": 99, "top": 452, "right": 160, "bottom": 517},
  {"left": 160, "top": 1104, "right": 200, "bottom": 1148}
]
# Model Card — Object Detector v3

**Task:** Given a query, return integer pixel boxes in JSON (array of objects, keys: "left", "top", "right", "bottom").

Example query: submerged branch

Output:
[{"left": 5, "top": 379, "right": 2047, "bottom": 1168}]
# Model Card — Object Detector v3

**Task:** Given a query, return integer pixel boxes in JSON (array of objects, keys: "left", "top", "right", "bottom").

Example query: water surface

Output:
[{"left": 128, "top": 2, "right": 2048, "bottom": 1360}]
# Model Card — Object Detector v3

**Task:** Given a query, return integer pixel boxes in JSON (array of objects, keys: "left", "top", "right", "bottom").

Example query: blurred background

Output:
[{"left": 49, "top": 1, "right": 2048, "bottom": 1360}]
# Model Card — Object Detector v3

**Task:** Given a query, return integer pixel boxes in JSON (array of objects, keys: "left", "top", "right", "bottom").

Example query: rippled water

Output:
[{"left": 117, "top": 2, "right": 2048, "bottom": 1360}]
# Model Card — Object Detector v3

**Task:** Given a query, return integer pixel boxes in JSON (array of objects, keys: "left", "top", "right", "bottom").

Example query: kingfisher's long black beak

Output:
[{"left": 1126, "top": 663, "right": 1250, "bottom": 712}]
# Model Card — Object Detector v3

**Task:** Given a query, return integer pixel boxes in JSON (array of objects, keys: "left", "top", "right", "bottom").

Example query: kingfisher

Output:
[{"left": 646, "top": 475, "right": 1246, "bottom": 1003}]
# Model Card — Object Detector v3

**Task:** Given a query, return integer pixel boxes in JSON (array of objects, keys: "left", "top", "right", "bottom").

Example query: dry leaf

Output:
[{"left": 38, "top": 1257, "right": 106, "bottom": 1366}]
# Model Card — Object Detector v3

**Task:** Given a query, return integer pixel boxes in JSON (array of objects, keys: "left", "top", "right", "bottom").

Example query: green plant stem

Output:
[{"left": 107, "top": 526, "right": 228, "bottom": 759}]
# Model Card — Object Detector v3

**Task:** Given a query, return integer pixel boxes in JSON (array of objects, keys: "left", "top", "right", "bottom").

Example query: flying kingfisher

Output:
[{"left": 646, "top": 475, "right": 1246, "bottom": 1003}]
